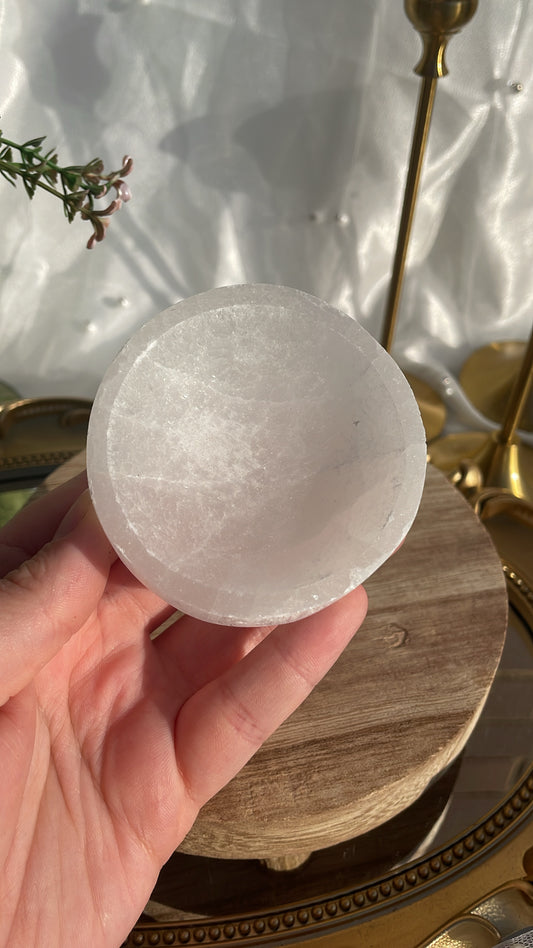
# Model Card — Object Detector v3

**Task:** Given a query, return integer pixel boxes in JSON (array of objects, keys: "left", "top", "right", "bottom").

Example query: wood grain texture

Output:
[
  {"left": 40, "top": 449, "right": 87, "bottom": 491},
  {"left": 179, "top": 464, "right": 508, "bottom": 860},
  {"left": 45, "top": 458, "right": 508, "bottom": 862}
]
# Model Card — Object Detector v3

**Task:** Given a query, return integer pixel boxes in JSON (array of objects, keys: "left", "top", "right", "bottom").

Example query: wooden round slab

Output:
[
  {"left": 44, "top": 458, "right": 508, "bottom": 863},
  {"left": 179, "top": 464, "right": 508, "bottom": 861}
]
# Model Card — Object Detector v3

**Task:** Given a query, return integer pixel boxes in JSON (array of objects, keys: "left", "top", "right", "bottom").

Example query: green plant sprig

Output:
[{"left": 0, "top": 131, "right": 132, "bottom": 248}]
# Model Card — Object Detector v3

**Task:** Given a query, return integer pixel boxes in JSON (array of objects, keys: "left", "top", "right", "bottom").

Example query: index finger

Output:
[{"left": 0, "top": 471, "right": 88, "bottom": 576}]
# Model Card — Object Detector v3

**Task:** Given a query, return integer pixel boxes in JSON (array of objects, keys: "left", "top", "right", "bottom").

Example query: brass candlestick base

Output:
[
  {"left": 431, "top": 319, "right": 533, "bottom": 505},
  {"left": 429, "top": 431, "right": 533, "bottom": 504},
  {"left": 460, "top": 340, "right": 533, "bottom": 432}
]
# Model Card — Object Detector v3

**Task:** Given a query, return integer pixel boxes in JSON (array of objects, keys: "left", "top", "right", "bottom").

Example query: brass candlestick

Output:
[
  {"left": 382, "top": 0, "right": 478, "bottom": 441},
  {"left": 429, "top": 322, "right": 533, "bottom": 503},
  {"left": 381, "top": 0, "right": 478, "bottom": 352}
]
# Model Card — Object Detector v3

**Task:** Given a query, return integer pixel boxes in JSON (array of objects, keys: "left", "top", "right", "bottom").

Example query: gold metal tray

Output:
[
  {"left": 0, "top": 397, "right": 91, "bottom": 490},
  {"left": 123, "top": 494, "right": 533, "bottom": 948},
  {"left": 9, "top": 418, "right": 531, "bottom": 947}
]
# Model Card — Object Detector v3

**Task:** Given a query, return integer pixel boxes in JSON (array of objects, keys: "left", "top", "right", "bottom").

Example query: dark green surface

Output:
[{"left": 0, "top": 488, "right": 35, "bottom": 527}]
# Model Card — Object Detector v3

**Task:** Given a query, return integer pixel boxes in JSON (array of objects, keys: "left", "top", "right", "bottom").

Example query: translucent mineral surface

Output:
[{"left": 86, "top": 284, "right": 426, "bottom": 626}]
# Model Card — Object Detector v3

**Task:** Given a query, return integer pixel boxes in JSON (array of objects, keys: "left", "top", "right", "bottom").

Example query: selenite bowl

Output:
[{"left": 86, "top": 284, "right": 426, "bottom": 626}]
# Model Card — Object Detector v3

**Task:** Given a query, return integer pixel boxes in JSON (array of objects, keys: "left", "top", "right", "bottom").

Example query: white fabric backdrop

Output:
[{"left": 0, "top": 0, "right": 531, "bottom": 417}]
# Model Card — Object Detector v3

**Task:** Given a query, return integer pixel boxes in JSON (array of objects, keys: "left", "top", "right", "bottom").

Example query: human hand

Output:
[{"left": 0, "top": 473, "right": 367, "bottom": 948}]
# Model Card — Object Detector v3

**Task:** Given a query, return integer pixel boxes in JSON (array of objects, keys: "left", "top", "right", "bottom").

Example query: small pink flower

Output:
[
  {"left": 86, "top": 216, "right": 110, "bottom": 249},
  {"left": 120, "top": 155, "right": 133, "bottom": 176},
  {"left": 83, "top": 198, "right": 121, "bottom": 219},
  {"left": 114, "top": 179, "right": 131, "bottom": 202},
  {"left": 83, "top": 155, "right": 133, "bottom": 248}
]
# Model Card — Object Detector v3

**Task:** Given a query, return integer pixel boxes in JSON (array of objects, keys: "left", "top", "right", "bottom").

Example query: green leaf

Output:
[
  {"left": 22, "top": 176, "right": 36, "bottom": 199},
  {"left": 61, "top": 170, "right": 80, "bottom": 191},
  {"left": 22, "top": 135, "right": 46, "bottom": 149},
  {"left": 0, "top": 169, "right": 16, "bottom": 186}
]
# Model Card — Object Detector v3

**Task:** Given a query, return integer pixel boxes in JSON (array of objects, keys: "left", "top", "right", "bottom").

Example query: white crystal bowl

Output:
[{"left": 87, "top": 284, "right": 426, "bottom": 626}]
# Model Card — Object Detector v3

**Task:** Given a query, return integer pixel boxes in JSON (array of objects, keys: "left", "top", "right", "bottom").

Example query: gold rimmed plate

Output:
[{"left": 123, "top": 470, "right": 533, "bottom": 948}]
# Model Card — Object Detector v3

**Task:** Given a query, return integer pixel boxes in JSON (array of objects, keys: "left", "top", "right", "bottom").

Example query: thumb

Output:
[{"left": 0, "top": 491, "right": 116, "bottom": 706}]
